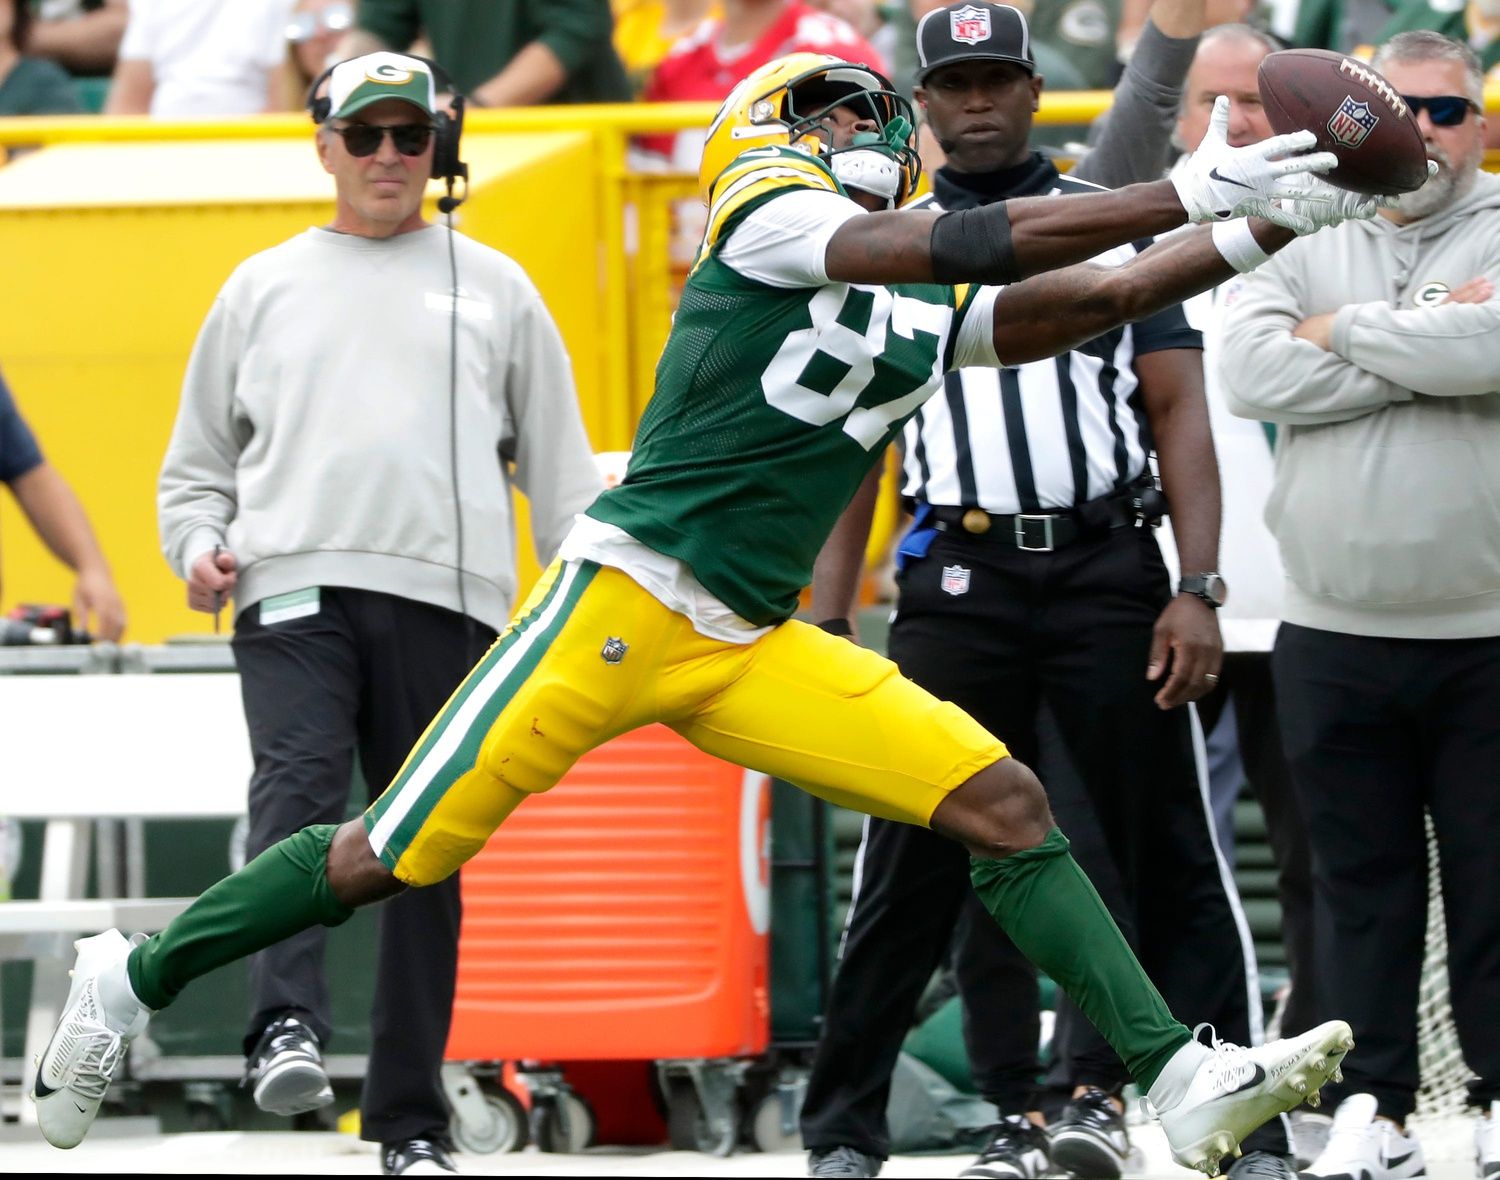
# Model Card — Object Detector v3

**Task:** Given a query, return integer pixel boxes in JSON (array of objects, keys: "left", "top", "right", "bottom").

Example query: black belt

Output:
[{"left": 931, "top": 493, "right": 1139, "bottom": 552}]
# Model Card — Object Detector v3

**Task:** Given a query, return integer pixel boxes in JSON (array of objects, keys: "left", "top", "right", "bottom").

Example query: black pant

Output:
[
  {"left": 1195, "top": 652, "right": 1318, "bottom": 1039},
  {"left": 1274, "top": 623, "right": 1500, "bottom": 1122},
  {"left": 802, "top": 526, "right": 1276, "bottom": 1159},
  {"left": 233, "top": 587, "right": 495, "bottom": 1144}
]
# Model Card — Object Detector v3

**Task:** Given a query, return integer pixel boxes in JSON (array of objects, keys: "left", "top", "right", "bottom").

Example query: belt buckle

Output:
[{"left": 1014, "top": 514, "right": 1055, "bottom": 552}]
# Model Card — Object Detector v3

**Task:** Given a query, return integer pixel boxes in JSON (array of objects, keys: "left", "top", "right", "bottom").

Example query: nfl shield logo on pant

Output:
[
  {"left": 601, "top": 636, "right": 628, "bottom": 664},
  {"left": 940, "top": 565, "right": 971, "bottom": 596}
]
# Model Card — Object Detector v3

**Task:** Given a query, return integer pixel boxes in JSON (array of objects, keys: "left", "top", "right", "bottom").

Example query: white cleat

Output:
[
  {"left": 1477, "top": 1099, "right": 1500, "bottom": 1180},
  {"left": 1303, "top": 1093, "right": 1425, "bottom": 1180},
  {"left": 1149, "top": 1019, "right": 1355, "bottom": 1176},
  {"left": 31, "top": 930, "right": 151, "bottom": 1149}
]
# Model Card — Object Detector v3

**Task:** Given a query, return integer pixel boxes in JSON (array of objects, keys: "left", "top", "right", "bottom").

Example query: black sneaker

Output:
[
  {"left": 242, "top": 1013, "right": 333, "bottom": 1116},
  {"left": 808, "top": 1145, "right": 883, "bottom": 1177},
  {"left": 961, "top": 1114, "right": 1053, "bottom": 1178},
  {"left": 382, "top": 1138, "right": 458, "bottom": 1176},
  {"left": 1048, "top": 1088, "right": 1131, "bottom": 1179}
]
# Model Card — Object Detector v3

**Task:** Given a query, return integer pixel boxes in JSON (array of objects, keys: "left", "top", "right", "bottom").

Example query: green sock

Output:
[
  {"left": 127, "top": 824, "right": 354, "bottom": 1011},
  {"left": 969, "top": 827, "right": 1190, "bottom": 1089}
]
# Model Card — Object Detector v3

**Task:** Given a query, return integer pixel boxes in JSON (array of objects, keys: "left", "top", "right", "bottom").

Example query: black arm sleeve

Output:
[{"left": 929, "top": 202, "right": 1020, "bottom": 285}]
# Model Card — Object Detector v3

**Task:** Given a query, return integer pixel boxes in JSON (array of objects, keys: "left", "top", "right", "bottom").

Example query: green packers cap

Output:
[{"left": 327, "top": 51, "right": 436, "bottom": 119}]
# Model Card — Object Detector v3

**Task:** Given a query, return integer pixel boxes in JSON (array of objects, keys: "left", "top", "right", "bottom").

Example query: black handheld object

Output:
[{"left": 306, "top": 55, "right": 469, "bottom": 212}]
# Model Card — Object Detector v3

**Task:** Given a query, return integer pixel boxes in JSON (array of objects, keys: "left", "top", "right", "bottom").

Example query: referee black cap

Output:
[{"left": 915, "top": 3, "right": 1036, "bottom": 84}]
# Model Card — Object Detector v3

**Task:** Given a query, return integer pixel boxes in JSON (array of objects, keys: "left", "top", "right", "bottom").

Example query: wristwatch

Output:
[{"left": 1178, "top": 572, "right": 1229, "bottom": 608}]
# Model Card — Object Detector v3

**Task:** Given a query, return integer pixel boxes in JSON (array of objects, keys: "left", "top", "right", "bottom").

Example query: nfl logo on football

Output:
[
  {"left": 950, "top": 4, "right": 992, "bottom": 44},
  {"left": 1327, "top": 95, "right": 1379, "bottom": 149},
  {"left": 940, "top": 564, "right": 971, "bottom": 596}
]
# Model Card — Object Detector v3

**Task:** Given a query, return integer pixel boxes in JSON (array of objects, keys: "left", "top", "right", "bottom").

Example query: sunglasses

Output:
[
  {"left": 285, "top": 2, "right": 352, "bottom": 43},
  {"left": 329, "top": 123, "right": 435, "bottom": 157},
  {"left": 1401, "top": 94, "right": 1481, "bottom": 126}
]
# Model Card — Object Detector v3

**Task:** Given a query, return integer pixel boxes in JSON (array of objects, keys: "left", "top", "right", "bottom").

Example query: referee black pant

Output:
[
  {"left": 1274, "top": 623, "right": 1500, "bottom": 1122},
  {"left": 802, "top": 526, "right": 1278, "bottom": 1159},
  {"left": 233, "top": 587, "right": 495, "bottom": 1146}
]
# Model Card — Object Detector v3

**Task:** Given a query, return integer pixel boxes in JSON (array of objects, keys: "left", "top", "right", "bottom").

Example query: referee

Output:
[{"left": 802, "top": 5, "right": 1290, "bottom": 1180}]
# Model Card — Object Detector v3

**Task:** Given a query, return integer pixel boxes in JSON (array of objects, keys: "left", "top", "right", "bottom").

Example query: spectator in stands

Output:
[
  {"left": 1283, "top": 0, "right": 1469, "bottom": 56},
  {"left": 0, "top": 365, "right": 124, "bottom": 641},
  {"left": 1221, "top": 30, "right": 1500, "bottom": 1180},
  {"left": 104, "top": 0, "right": 296, "bottom": 117},
  {"left": 0, "top": 0, "right": 83, "bottom": 113},
  {"left": 155, "top": 52, "right": 599, "bottom": 1176},
  {"left": 26, "top": 0, "right": 126, "bottom": 78},
  {"left": 270, "top": 0, "right": 353, "bottom": 111},
  {"left": 1474, "top": 0, "right": 1500, "bottom": 73},
  {"left": 1117, "top": 0, "right": 1255, "bottom": 66},
  {"left": 613, "top": 0, "right": 719, "bottom": 95},
  {"left": 640, "top": 0, "right": 885, "bottom": 168},
  {"left": 811, "top": 0, "right": 898, "bottom": 63},
  {"left": 341, "top": 0, "right": 631, "bottom": 106}
]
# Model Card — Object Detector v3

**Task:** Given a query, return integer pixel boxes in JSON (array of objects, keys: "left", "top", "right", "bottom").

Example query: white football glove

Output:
[
  {"left": 1273, "top": 159, "right": 1437, "bottom": 234},
  {"left": 1173, "top": 96, "right": 1340, "bottom": 231},
  {"left": 1272, "top": 173, "right": 1394, "bottom": 234}
]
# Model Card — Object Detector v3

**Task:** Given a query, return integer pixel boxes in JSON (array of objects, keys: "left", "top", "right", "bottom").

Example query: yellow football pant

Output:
[{"left": 364, "top": 559, "right": 1006, "bottom": 886}]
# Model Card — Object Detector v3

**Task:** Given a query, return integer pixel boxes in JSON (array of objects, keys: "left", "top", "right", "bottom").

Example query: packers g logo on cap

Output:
[
  {"left": 366, "top": 61, "right": 413, "bottom": 85},
  {"left": 326, "top": 51, "right": 436, "bottom": 119}
]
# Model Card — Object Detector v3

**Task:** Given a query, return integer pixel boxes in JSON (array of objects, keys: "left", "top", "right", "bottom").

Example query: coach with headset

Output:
[{"left": 157, "top": 52, "right": 600, "bottom": 1177}]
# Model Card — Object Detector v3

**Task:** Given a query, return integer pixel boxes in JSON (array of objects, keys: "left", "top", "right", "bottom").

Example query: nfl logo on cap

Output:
[
  {"left": 951, "top": 4, "right": 993, "bottom": 43},
  {"left": 916, "top": 3, "right": 1035, "bottom": 83}
]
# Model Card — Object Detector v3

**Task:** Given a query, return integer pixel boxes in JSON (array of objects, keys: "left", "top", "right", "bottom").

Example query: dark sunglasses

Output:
[
  {"left": 329, "top": 122, "right": 434, "bottom": 157},
  {"left": 1401, "top": 94, "right": 1480, "bottom": 126}
]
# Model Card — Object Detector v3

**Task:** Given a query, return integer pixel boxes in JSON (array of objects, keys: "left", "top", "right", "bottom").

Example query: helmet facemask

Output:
[{"left": 782, "top": 67, "right": 921, "bottom": 209}]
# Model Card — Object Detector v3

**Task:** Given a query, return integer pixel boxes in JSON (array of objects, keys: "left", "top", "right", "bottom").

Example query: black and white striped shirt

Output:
[{"left": 905, "top": 160, "right": 1202, "bottom": 514}]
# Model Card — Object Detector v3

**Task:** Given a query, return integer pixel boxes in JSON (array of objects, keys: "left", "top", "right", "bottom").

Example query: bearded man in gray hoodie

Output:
[{"left": 1221, "top": 30, "right": 1500, "bottom": 1180}]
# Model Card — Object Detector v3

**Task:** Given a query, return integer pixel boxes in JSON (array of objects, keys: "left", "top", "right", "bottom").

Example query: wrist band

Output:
[
  {"left": 817, "top": 617, "right": 854, "bottom": 637},
  {"left": 1211, "top": 219, "right": 1273, "bottom": 274}
]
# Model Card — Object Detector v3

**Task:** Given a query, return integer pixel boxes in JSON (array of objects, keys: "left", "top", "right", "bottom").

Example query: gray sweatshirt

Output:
[
  {"left": 1219, "top": 171, "right": 1500, "bottom": 640},
  {"left": 158, "top": 225, "right": 602, "bottom": 632}
]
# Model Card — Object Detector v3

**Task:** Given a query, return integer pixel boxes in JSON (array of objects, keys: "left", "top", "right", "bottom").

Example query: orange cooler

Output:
[{"left": 447, "top": 725, "right": 772, "bottom": 1061}]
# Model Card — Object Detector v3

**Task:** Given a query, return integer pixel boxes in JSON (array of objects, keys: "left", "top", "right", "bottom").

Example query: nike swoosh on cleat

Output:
[
  {"left": 1209, "top": 167, "right": 1254, "bottom": 189},
  {"left": 74, "top": 1102, "right": 87, "bottom": 1113},
  {"left": 33, "top": 1073, "right": 59, "bottom": 1099},
  {"left": 1227, "top": 1064, "right": 1268, "bottom": 1093},
  {"left": 1385, "top": 1152, "right": 1416, "bottom": 1170}
]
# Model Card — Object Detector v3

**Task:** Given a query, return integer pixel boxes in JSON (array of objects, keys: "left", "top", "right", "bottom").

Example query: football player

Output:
[{"left": 35, "top": 53, "right": 1375, "bottom": 1171}]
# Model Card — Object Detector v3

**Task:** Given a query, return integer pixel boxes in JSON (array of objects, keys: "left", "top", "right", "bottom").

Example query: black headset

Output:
[{"left": 306, "top": 55, "right": 469, "bottom": 211}]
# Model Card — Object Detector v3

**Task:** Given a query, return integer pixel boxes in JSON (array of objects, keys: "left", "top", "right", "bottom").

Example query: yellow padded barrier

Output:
[{"left": 1, "top": 94, "right": 1496, "bottom": 641}]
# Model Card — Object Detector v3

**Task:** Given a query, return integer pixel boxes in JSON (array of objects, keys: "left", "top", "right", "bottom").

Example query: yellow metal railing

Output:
[{"left": 3, "top": 90, "right": 1498, "bottom": 431}]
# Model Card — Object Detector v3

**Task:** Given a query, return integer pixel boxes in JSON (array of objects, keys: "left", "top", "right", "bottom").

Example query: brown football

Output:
[{"left": 1257, "top": 48, "right": 1428, "bottom": 196}]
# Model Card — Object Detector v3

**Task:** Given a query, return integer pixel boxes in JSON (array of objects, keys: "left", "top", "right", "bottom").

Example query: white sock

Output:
[
  {"left": 1148, "top": 1038, "right": 1211, "bottom": 1112},
  {"left": 97, "top": 934, "right": 151, "bottom": 1032}
]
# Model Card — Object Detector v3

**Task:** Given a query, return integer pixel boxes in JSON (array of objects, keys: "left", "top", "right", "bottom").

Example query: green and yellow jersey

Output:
[{"left": 586, "top": 146, "right": 1000, "bottom": 627}]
